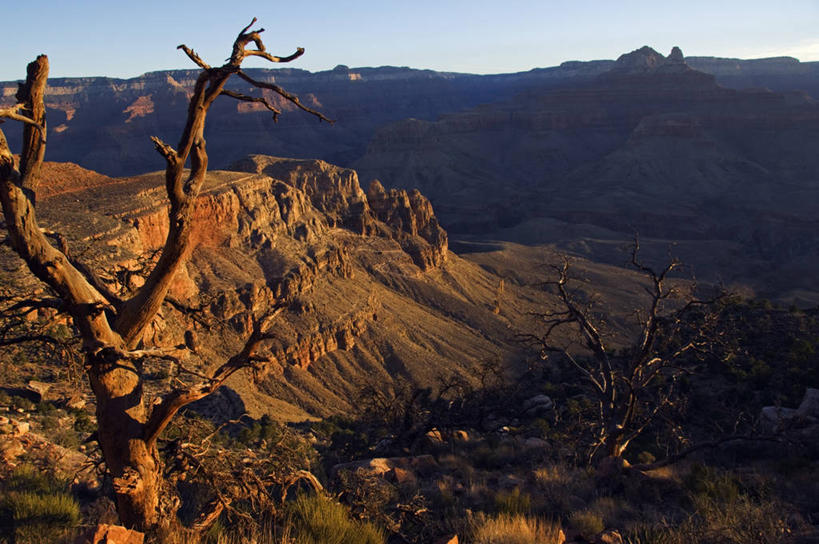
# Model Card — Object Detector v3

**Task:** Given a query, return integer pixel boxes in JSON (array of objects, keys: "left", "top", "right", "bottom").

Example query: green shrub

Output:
[
  {"left": 684, "top": 464, "right": 739, "bottom": 504},
  {"left": 286, "top": 493, "right": 385, "bottom": 544},
  {"left": 0, "top": 465, "right": 79, "bottom": 543}
]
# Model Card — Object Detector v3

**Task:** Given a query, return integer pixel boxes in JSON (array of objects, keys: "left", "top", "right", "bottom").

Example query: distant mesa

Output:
[
  {"left": 601, "top": 45, "right": 716, "bottom": 88},
  {"left": 611, "top": 45, "right": 688, "bottom": 73}
]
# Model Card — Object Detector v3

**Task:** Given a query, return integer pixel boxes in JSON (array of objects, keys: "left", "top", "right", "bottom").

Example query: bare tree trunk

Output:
[{"left": 87, "top": 351, "right": 160, "bottom": 528}]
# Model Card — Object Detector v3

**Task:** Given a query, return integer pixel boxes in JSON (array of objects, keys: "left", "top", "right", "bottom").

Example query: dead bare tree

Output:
[
  {"left": 0, "top": 19, "right": 329, "bottom": 531},
  {"left": 528, "top": 243, "right": 722, "bottom": 463}
]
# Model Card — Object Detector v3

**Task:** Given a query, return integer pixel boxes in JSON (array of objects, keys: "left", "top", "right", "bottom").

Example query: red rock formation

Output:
[{"left": 232, "top": 155, "right": 447, "bottom": 270}]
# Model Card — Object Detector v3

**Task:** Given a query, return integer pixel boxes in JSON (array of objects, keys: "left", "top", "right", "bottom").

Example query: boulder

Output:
[
  {"left": 3, "top": 418, "right": 31, "bottom": 436},
  {"left": 391, "top": 466, "right": 417, "bottom": 485},
  {"left": 0, "top": 438, "right": 25, "bottom": 463},
  {"left": 26, "top": 380, "right": 53, "bottom": 402},
  {"left": 523, "top": 394, "right": 554, "bottom": 416},
  {"left": 424, "top": 428, "right": 444, "bottom": 444},
  {"left": 760, "top": 406, "right": 798, "bottom": 431},
  {"left": 332, "top": 454, "right": 438, "bottom": 478},
  {"left": 596, "top": 529, "right": 624, "bottom": 544},
  {"left": 797, "top": 388, "right": 819, "bottom": 419},
  {"left": 74, "top": 524, "right": 144, "bottom": 544},
  {"left": 65, "top": 394, "right": 87, "bottom": 411},
  {"left": 524, "top": 437, "right": 548, "bottom": 449}
]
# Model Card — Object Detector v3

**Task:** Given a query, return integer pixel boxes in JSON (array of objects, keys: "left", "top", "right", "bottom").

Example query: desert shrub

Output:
[
  {"left": 73, "top": 411, "right": 95, "bottom": 435},
  {"left": 471, "top": 443, "right": 519, "bottom": 470},
  {"left": 568, "top": 509, "right": 604, "bottom": 540},
  {"left": 494, "top": 488, "right": 531, "bottom": 515},
  {"left": 532, "top": 464, "right": 594, "bottom": 515},
  {"left": 285, "top": 493, "right": 385, "bottom": 544},
  {"left": 39, "top": 413, "right": 81, "bottom": 449},
  {"left": 689, "top": 494, "right": 796, "bottom": 544},
  {"left": 683, "top": 464, "right": 739, "bottom": 504},
  {"left": 237, "top": 414, "right": 279, "bottom": 446},
  {"left": 623, "top": 523, "right": 681, "bottom": 544},
  {"left": 472, "top": 513, "right": 563, "bottom": 544},
  {"left": 0, "top": 465, "right": 79, "bottom": 543},
  {"left": 585, "top": 496, "right": 624, "bottom": 527},
  {"left": 9, "top": 396, "right": 35, "bottom": 412}
]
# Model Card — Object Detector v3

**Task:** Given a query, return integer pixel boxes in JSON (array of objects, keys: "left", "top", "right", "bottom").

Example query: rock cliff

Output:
[
  {"left": 2, "top": 157, "right": 542, "bottom": 421},
  {"left": 4, "top": 52, "right": 815, "bottom": 178}
]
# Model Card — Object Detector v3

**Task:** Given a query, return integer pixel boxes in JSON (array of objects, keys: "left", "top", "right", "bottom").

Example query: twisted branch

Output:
[
  {"left": 176, "top": 45, "right": 211, "bottom": 70},
  {"left": 143, "top": 307, "right": 284, "bottom": 448},
  {"left": 0, "top": 103, "right": 44, "bottom": 133},
  {"left": 237, "top": 70, "right": 335, "bottom": 123},
  {"left": 220, "top": 89, "right": 281, "bottom": 119}
]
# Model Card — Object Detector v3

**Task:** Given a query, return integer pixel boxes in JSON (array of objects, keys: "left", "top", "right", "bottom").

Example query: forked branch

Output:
[
  {"left": 142, "top": 307, "right": 284, "bottom": 447},
  {"left": 116, "top": 19, "right": 331, "bottom": 346}
]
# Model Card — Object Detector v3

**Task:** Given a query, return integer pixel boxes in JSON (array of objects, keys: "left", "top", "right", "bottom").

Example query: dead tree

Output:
[
  {"left": 0, "top": 19, "right": 329, "bottom": 531},
  {"left": 528, "top": 243, "right": 721, "bottom": 462}
]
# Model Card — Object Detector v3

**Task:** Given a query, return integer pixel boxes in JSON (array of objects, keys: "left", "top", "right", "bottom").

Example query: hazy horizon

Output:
[{"left": 1, "top": 0, "right": 817, "bottom": 81}]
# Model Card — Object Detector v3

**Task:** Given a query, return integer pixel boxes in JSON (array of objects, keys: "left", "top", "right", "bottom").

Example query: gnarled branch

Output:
[
  {"left": 237, "top": 70, "right": 335, "bottom": 123},
  {"left": 176, "top": 45, "right": 211, "bottom": 70},
  {"left": 0, "top": 58, "right": 121, "bottom": 351},
  {"left": 117, "top": 21, "right": 330, "bottom": 346},
  {"left": 143, "top": 307, "right": 283, "bottom": 448},
  {"left": 220, "top": 89, "right": 281, "bottom": 119},
  {"left": 0, "top": 103, "right": 44, "bottom": 133},
  {"left": 149, "top": 136, "right": 178, "bottom": 163}
]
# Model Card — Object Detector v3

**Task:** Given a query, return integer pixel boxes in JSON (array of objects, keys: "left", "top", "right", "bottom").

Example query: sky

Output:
[{"left": 1, "top": 0, "right": 818, "bottom": 81}]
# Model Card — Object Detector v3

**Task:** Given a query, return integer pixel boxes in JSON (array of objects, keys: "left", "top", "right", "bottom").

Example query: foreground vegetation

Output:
[{"left": 1, "top": 297, "right": 817, "bottom": 543}]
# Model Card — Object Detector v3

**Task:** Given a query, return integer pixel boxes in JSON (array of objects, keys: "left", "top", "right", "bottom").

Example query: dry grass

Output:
[
  {"left": 472, "top": 513, "right": 563, "bottom": 544},
  {"left": 532, "top": 464, "right": 594, "bottom": 515}
]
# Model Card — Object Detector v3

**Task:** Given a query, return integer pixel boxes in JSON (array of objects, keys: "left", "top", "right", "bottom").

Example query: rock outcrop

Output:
[
  {"left": 3, "top": 156, "right": 545, "bottom": 421},
  {"left": 231, "top": 155, "right": 369, "bottom": 230},
  {"left": 367, "top": 180, "right": 448, "bottom": 270},
  {"left": 230, "top": 156, "right": 448, "bottom": 270}
]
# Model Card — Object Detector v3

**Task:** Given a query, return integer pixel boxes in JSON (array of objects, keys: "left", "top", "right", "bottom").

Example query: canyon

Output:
[
  {"left": 355, "top": 47, "right": 819, "bottom": 305},
  {"left": 1, "top": 51, "right": 817, "bottom": 178},
  {"left": 2, "top": 46, "right": 818, "bottom": 419}
]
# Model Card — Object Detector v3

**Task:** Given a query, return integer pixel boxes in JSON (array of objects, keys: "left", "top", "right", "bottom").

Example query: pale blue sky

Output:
[{"left": 2, "top": 1, "right": 817, "bottom": 80}]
